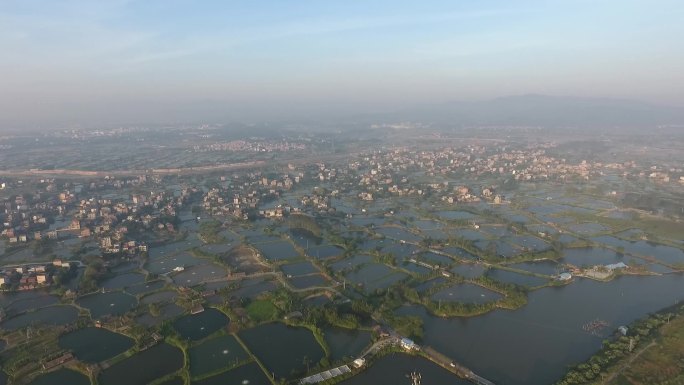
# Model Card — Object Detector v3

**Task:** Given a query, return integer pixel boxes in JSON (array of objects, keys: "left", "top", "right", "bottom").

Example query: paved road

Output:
[
  {"left": 0, "top": 151, "right": 366, "bottom": 177},
  {"left": 359, "top": 337, "right": 399, "bottom": 358}
]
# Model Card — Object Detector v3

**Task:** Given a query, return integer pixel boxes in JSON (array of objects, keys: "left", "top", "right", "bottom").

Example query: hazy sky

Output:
[{"left": 1, "top": 0, "right": 683, "bottom": 127}]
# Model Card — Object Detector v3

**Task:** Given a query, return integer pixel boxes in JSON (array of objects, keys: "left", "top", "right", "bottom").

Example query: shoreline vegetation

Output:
[{"left": 555, "top": 302, "right": 684, "bottom": 385}]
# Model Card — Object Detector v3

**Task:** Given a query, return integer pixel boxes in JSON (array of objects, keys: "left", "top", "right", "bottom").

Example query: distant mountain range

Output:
[{"left": 381, "top": 94, "right": 684, "bottom": 128}]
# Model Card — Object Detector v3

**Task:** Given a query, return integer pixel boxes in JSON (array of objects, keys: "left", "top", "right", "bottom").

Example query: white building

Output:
[{"left": 400, "top": 338, "right": 418, "bottom": 351}]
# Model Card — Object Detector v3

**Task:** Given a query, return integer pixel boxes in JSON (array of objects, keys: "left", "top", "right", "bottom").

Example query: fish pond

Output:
[
  {"left": 0, "top": 305, "right": 79, "bottom": 330},
  {"left": 173, "top": 308, "right": 229, "bottom": 340},
  {"left": 323, "top": 327, "right": 372, "bottom": 362},
  {"left": 27, "top": 368, "right": 90, "bottom": 385},
  {"left": 281, "top": 261, "right": 319, "bottom": 276},
  {"left": 189, "top": 334, "right": 249, "bottom": 377},
  {"left": 76, "top": 291, "right": 137, "bottom": 319},
  {"left": 190, "top": 362, "right": 271, "bottom": 385},
  {"left": 58, "top": 327, "right": 134, "bottom": 363},
  {"left": 431, "top": 283, "right": 503, "bottom": 304},
  {"left": 562, "top": 247, "right": 628, "bottom": 267},
  {"left": 239, "top": 323, "right": 325, "bottom": 380},
  {"left": 101, "top": 272, "right": 146, "bottom": 290},
  {"left": 98, "top": 342, "right": 184, "bottom": 385},
  {"left": 289, "top": 274, "right": 330, "bottom": 289},
  {"left": 485, "top": 269, "right": 548, "bottom": 287},
  {"left": 255, "top": 241, "right": 300, "bottom": 261}
]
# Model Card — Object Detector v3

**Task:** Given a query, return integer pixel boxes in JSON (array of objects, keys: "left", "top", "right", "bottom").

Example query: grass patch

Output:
[
  {"left": 636, "top": 216, "right": 684, "bottom": 241},
  {"left": 608, "top": 313, "right": 684, "bottom": 385},
  {"left": 246, "top": 300, "right": 279, "bottom": 323},
  {"left": 199, "top": 220, "right": 225, "bottom": 244}
]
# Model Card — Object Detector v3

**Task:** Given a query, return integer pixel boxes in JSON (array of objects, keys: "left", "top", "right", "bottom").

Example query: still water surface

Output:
[
  {"left": 397, "top": 274, "right": 684, "bottom": 385},
  {"left": 58, "top": 327, "right": 134, "bottom": 363}
]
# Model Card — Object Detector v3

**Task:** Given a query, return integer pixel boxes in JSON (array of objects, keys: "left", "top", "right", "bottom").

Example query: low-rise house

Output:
[{"left": 400, "top": 337, "right": 418, "bottom": 351}]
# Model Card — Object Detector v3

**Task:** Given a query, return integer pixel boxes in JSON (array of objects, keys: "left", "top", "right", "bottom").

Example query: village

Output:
[{"left": 0, "top": 134, "right": 683, "bottom": 385}]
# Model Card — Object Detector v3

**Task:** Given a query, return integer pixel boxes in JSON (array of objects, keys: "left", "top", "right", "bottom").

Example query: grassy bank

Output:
[{"left": 555, "top": 303, "right": 684, "bottom": 385}]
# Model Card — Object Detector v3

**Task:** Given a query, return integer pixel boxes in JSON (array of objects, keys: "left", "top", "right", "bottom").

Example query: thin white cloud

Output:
[
  {"left": 257, "top": 8, "right": 525, "bottom": 38},
  {"left": 115, "top": 7, "right": 530, "bottom": 69},
  {"left": 414, "top": 33, "right": 552, "bottom": 59},
  {"left": 0, "top": 2, "right": 530, "bottom": 73}
]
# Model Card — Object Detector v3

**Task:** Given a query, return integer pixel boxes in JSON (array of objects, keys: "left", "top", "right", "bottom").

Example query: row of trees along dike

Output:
[
  {"left": 198, "top": 219, "right": 224, "bottom": 243},
  {"left": 397, "top": 275, "right": 529, "bottom": 317},
  {"left": 554, "top": 303, "right": 684, "bottom": 385},
  {"left": 423, "top": 280, "right": 527, "bottom": 317},
  {"left": 287, "top": 213, "right": 322, "bottom": 238}
]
